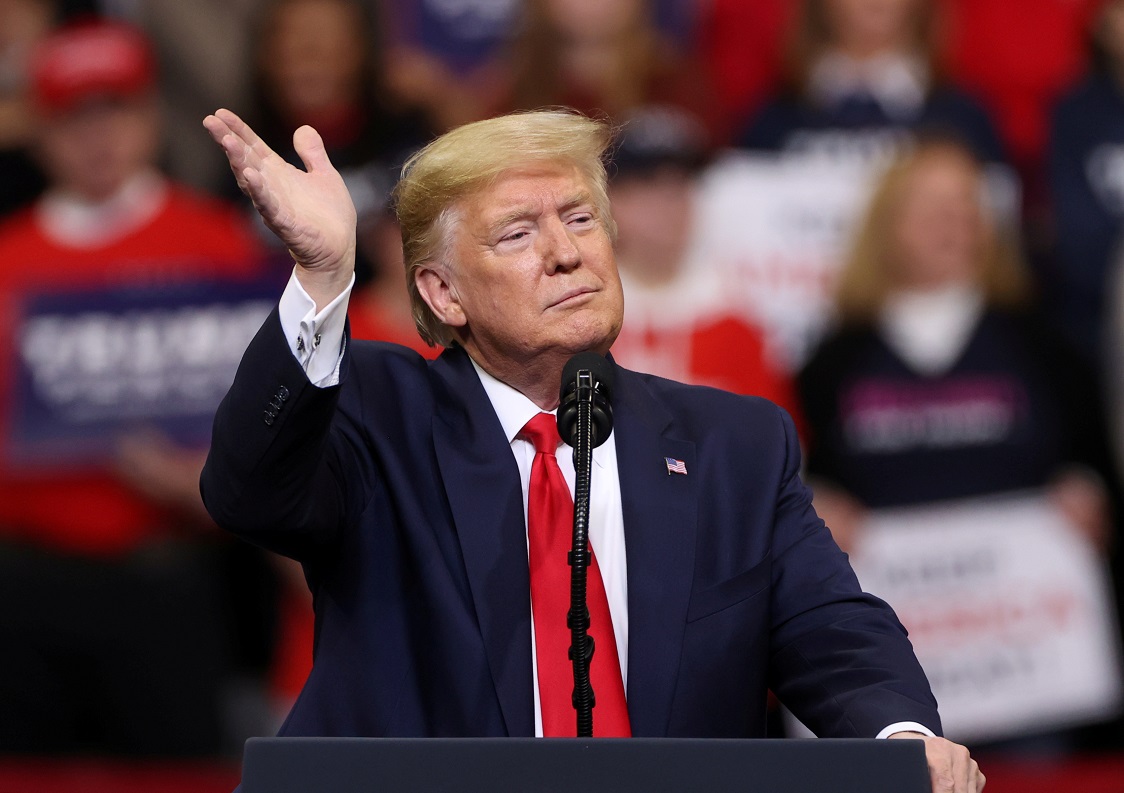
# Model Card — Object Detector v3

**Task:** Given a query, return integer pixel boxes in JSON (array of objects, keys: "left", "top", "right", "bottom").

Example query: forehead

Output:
[
  {"left": 459, "top": 162, "right": 592, "bottom": 220},
  {"left": 901, "top": 154, "right": 980, "bottom": 199},
  {"left": 44, "top": 96, "right": 153, "bottom": 129}
]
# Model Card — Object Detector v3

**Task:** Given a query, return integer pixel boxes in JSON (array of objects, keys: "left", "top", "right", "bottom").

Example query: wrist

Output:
[
  {"left": 877, "top": 722, "right": 936, "bottom": 739},
  {"left": 293, "top": 253, "right": 355, "bottom": 312}
]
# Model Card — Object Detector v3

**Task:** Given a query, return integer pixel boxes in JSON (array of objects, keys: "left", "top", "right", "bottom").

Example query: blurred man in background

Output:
[
  {"left": 608, "top": 105, "right": 801, "bottom": 421},
  {"left": 0, "top": 19, "right": 274, "bottom": 757}
]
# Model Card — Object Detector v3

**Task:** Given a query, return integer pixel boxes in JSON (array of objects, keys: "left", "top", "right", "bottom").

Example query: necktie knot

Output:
[{"left": 520, "top": 413, "right": 562, "bottom": 456}]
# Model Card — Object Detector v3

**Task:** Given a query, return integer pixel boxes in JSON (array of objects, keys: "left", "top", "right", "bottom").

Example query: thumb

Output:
[{"left": 293, "top": 125, "right": 333, "bottom": 173}]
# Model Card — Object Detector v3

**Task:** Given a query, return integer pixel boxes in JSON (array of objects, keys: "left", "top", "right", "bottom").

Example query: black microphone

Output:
[
  {"left": 557, "top": 352, "right": 614, "bottom": 449},
  {"left": 556, "top": 352, "right": 614, "bottom": 737}
]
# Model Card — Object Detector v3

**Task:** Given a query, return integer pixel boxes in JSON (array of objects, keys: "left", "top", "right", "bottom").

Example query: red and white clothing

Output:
[
  {"left": 0, "top": 171, "right": 262, "bottom": 555},
  {"left": 610, "top": 265, "right": 802, "bottom": 431}
]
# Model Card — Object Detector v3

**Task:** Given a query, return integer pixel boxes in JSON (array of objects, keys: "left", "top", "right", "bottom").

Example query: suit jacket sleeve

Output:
[
  {"left": 201, "top": 308, "right": 369, "bottom": 560},
  {"left": 765, "top": 405, "right": 943, "bottom": 737}
]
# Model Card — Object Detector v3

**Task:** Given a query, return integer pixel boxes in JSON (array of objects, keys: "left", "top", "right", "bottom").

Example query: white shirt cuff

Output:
[
  {"left": 876, "top": 721, "right": 937, "bottom": 740},
  {"left": 277, "top": 268, "right": 354, "bottom": 388}
]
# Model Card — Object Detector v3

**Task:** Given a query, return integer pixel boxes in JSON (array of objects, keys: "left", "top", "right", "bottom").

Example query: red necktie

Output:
[{"left": 521, "top": 413, "right": 631, "bottom": 737}]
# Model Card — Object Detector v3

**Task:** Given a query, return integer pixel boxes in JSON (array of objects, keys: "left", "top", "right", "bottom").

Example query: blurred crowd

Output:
[{"left": 3, "top": 0, "right": 1124, "bottom": 765}]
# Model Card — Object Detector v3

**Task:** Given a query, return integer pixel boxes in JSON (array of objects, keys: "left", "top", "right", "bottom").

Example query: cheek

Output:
[{"left": 463, "top": 269, "right": 532, "bottom": 320}]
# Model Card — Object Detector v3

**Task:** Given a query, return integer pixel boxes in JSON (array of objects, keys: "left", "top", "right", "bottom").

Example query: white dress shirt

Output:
[
  {"left": 471, "top": 359, "right": 628, "bottom": 737},
  {"left": 275, "top": 268, "right": 934, "bottom": 740}
]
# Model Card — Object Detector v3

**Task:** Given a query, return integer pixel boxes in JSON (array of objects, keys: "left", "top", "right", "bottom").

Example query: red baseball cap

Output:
[{"left": 30, "top": 19, "right": 156, "bottom": 115}]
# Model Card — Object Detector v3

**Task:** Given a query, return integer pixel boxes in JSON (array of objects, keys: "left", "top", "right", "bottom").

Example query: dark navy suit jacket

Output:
[{"left": 201, "top": 310, "right": 941, "bottom": 741}]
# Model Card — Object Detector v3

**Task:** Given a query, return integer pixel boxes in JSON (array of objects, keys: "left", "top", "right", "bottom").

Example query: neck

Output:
[
  {"left": 39, "top": 170, "right": 166, "bottom": 248},
  {"left": 464, "top": 345, "right": 583, "bottom": 410}
]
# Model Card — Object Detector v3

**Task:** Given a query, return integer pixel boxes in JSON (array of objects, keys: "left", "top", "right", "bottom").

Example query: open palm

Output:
[{"left": 204, "top": 108, "right": 357, "bottom": 282}]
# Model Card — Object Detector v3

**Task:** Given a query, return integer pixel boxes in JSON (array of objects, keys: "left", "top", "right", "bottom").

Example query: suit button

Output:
[
  {"left": 269, "top": 395, "right": 284, "bottom": 410},
  {"left": 277, "top": 386, "right": 289, "bottom": 402},
  {"left": 263, "top": 409, "right": 276, "bottom": 426}
]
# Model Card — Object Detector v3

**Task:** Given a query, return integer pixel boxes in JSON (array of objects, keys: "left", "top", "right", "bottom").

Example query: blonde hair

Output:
[
  {"left": 836, "top": 140, "right": 1028, "bottom": 322},
  {"left": 394, "top": 109, "right": 616, "bottom": 347}
]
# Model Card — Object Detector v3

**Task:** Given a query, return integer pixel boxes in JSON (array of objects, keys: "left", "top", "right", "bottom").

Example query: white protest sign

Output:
[
  {"left": 852, "top": 494, "right": 1123, "bottom": 743},
  {"left": 692, "top": 152, "right": 878, "bottom": 371},
  {"left": 693, "top": 152, "right": 1020, "bottom": 373}
]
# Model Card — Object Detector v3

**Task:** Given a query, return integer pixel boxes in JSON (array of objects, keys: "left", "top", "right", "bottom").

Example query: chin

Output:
[{"left": 563, "top": 319, "right": 620, "bottom": 357}]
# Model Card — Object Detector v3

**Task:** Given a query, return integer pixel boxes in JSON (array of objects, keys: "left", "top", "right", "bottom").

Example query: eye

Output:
[
  {"left": 502, "top": 230, "right": 528, "bottom": 242},
  {"left": 568, "top": 212, "right": 595, "bottom": 227}
]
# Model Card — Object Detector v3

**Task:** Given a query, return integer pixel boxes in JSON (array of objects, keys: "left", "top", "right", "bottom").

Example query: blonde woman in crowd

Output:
[{"left": 799, "top": 139, "right": 1113, "bottom": 554}]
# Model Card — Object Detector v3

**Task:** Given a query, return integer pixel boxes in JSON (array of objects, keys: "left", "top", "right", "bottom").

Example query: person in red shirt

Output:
[
  {"left": 0, "top": 19, "right": 272, "bottom": 756},
  {"left": 608, "top": 106, "right": 803, "bottom": 428}
]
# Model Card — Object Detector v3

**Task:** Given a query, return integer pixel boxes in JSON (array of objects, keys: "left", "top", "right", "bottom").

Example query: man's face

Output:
[
  {"left": 433, "top": 163, "right": 624, "bottom": 369},
  {"left": 610, "top": 167, "right": 694, "bottom": 274},
  {"left": 37, "top": 98, "right": 160, "bottom": 201}
]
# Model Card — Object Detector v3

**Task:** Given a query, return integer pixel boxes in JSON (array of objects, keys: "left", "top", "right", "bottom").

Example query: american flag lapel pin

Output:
[{"left": 664, "top": 457, "right": 687, "bottom": 476}]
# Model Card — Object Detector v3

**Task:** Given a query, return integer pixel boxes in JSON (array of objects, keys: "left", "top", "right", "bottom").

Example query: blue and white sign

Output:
[{"left": 6, "top": 275, "right": 278, "bottom": 467}]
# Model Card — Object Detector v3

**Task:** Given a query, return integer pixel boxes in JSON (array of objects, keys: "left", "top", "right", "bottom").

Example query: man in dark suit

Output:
[{"left": 201, "top": 108, "right": 983, "bottom": 792}]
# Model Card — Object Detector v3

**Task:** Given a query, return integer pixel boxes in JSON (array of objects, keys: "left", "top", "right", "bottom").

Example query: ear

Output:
[{"left": 414, "top": 265, "right": 467, "bottom": 329}]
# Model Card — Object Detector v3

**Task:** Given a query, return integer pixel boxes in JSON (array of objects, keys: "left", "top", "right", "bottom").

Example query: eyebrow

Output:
[{"left": 485, "top": 191, "right": 595, "bottom": 236}]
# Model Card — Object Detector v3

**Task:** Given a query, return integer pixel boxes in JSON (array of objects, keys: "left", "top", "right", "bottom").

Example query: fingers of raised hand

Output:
[
  {"left": 240, "top": 167, "right": 283, "bottom": 226},
  {"left": 214, "top": 108, "right": 261, "bottom": 143},
  {"left": 204, "top": 109, "right": 278, "bottom": 185},
  {"left": 202, "top": 112, "right": 230, "bottom": 145},
  {"left": 205, "top": 117, "right": 256, "bottom": 190},
  {"left": 212, "top": 108, "right": 274, "bottom": 161}
]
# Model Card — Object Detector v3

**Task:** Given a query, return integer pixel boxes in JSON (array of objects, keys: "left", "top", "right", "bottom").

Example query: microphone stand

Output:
[{"left": 568, "top": 369, "right": 596, "bottom": 737}]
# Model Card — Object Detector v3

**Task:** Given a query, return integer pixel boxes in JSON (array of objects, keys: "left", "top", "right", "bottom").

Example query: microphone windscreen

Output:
[{"left": 560, "top": 352, "right": 614, "bottom": 403}]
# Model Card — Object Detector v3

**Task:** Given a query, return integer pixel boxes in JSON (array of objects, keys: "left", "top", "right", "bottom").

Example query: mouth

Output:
[{"left": 548, "top": 286, "right": 597, "bottom": 309}]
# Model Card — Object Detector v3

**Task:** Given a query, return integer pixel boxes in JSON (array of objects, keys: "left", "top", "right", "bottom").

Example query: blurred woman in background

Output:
[
  {"left": 740, "top": 0, "right": 1005, "bottom": 165},
  {"left": 249, "top": 0, "right": 432, "bottom": 287},
  {"left": 502, "top": 0, "right": 716, "bottom": 129},
  {"left": 799, "top": 139, "right": 1113, "bottom": 552}
]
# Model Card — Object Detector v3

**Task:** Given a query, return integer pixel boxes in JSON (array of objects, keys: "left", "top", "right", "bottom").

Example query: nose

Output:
[{"left": 541, "top": 215, "right": 582, "bottom": 274}]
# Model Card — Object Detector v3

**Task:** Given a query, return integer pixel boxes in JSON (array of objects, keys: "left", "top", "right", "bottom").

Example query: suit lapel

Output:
[
  {"left": 431, "top": 348, "right": 534, "bottom": 736},
  {"left": 613, "top": 368, "right": 697, "bottom": 736}
]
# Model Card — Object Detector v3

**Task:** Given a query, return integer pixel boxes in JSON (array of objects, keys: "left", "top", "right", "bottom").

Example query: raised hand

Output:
[{"left": 204, "top": 108, "right": 356, "bottom": 308}]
